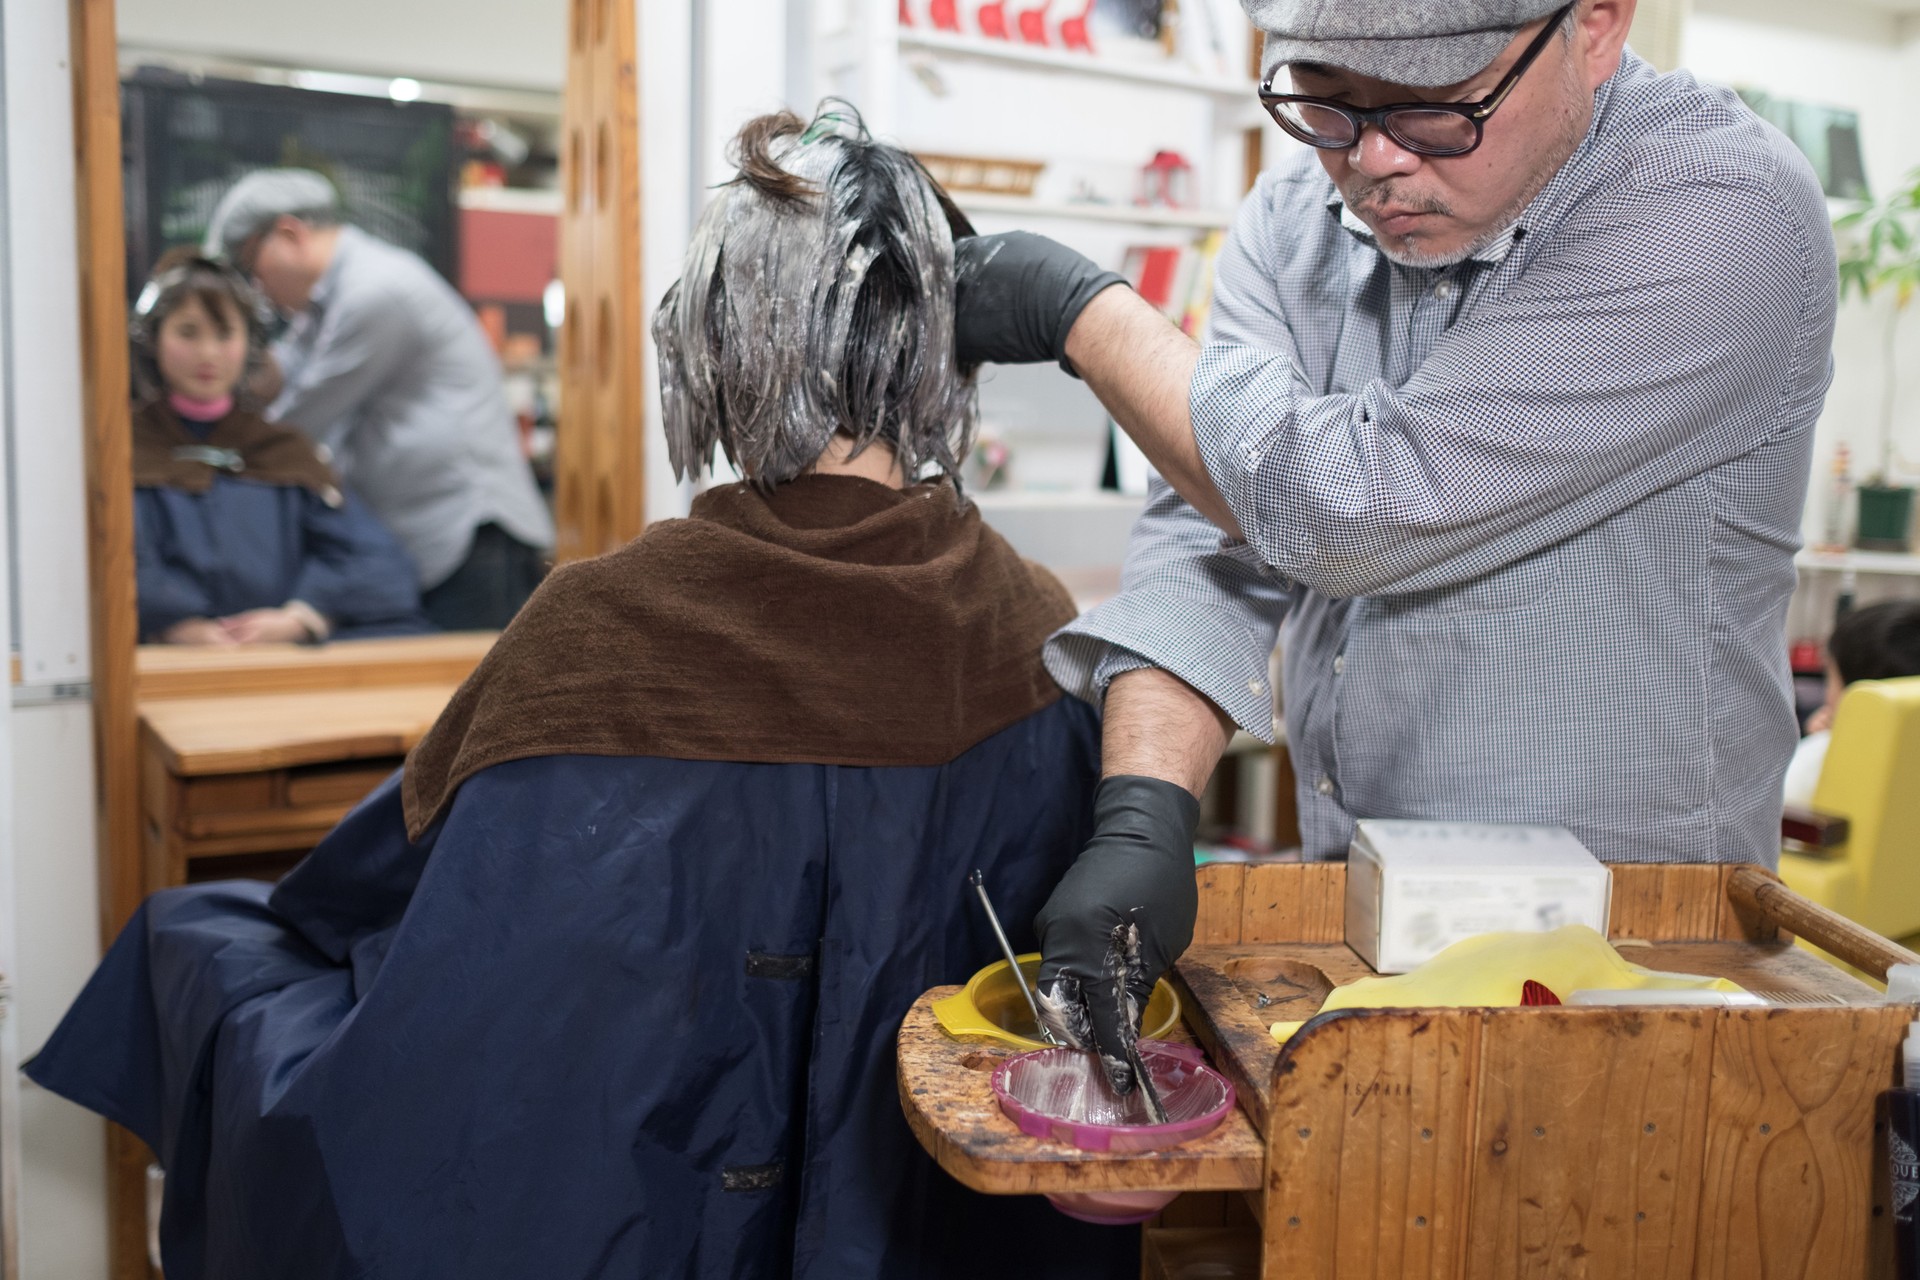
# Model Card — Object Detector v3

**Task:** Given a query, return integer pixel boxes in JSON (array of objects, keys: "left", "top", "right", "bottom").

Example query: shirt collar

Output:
[{"left": 306, "top": 224, "right": 359, "bottom": 312}]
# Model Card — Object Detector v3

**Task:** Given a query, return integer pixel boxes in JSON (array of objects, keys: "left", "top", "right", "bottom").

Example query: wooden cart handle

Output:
[{"left": 1726, "top": 866, "right": 1920, "bottom": 981}]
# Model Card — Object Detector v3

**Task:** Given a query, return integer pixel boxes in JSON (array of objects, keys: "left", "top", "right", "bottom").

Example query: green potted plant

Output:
[{"left": 1834, "top": 167, "right": 1920, "bottom": 551}]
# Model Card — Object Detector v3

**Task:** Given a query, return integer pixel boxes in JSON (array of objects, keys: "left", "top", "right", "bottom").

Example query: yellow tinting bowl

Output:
[{"left": 932, "top": 953, "right": 1181, "bottom": 1051}]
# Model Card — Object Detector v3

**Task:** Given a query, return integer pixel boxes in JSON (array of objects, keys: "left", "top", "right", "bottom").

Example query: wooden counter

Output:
[
  {"left": 136, "top": 631, "right": 495, "bottom": 700},
  {"left": 903, "top": 863, "right": 1920, "bottom": 1280},
  {"left": 135, "top": 635, "right": 489, "bottom": 886}
]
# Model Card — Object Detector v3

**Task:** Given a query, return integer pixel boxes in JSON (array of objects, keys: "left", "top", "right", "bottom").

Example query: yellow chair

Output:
[{"left": 1779, "top": 674, "right": 1920, "bottom": 943}]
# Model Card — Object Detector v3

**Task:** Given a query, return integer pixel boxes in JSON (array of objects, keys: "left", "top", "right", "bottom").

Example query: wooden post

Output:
[
  {"left": 556, "top": 0, "right": 645, "bottom": 560},
  {"left": 67, "top": 1, "right": 153, "bottom": 1275}
]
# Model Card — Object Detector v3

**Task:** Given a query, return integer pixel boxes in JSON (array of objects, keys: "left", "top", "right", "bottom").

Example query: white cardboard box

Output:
[{"left": 1346, "top": 821, "right": 1613, "bottom": 973}]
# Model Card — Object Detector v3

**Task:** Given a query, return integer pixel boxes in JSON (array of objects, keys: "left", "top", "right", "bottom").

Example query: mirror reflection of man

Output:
[
  {"left": 954, "top": 0, "right": 1840, "bottom": 1088},
  {"left": 204, "top": 170, "right": 556, "bottom": 630}
]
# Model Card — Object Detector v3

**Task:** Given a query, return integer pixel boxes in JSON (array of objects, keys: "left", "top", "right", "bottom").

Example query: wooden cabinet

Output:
[
  {"left": 903, "top": 863, "right": 1920, "bottom": 1280},
  {"left": 133, "top": 636, "right": 491, "bottom": 888}
]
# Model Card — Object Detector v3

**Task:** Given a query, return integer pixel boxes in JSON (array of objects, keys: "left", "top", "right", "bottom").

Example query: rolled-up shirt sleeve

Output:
[
  {"left": 1045, "top": 477, "right": 1291, "bottom": 738},
  {"left": 1191, "top": 172, "right": 1829, "bottom": 600}
]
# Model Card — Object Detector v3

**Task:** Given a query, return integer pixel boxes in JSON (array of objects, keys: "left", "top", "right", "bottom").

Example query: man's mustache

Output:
[{"left": 1343, "top": 180, "right": 1453, "bottom": 219}]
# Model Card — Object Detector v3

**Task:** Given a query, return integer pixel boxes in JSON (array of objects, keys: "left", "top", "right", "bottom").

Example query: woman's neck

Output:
[
  {"left": 168, "top": 390, "right": 234, "bottom": 423},
  {"left": 807, "top": 435, "right": 908, "bottom": 489}
]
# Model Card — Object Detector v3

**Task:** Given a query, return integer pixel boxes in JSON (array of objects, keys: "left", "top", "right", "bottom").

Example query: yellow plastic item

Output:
[
  {"left": 1780, "top": 676, "right": 1920, "bottom": 945},
  {"left": 1270, "top": 925, "right": 1744, "bottom": 1044},
  {"left": 932, "top": 953, "right": 1181, "bottom": 1051}
]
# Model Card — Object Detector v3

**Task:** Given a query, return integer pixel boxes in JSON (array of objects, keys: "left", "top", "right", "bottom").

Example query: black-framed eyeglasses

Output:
[{"left": 1258, "top": 2, "right": 1575, "bottom": 158}]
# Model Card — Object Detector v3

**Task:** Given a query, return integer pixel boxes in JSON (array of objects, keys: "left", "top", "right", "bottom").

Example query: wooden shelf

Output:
[
  {"left": 140, "top": 682, "right": 460, "bottom": 775},
  {"left": 457, "top": 186, "right": 563, "bottom": 216},
  {"left": 900, "top": 29, "right": 1257, "bottom": 97},
  {"left": 955, "top": 191, "right": 1231, "bottom": 229},
  {"left": 136, "top": 632, "right": 494, "bottom": 700},
  {"left": 1796, "top": 548, "right": 1920, "bottom": 576},
  {"left": 972, "top": 488, "right": 1147, "bottom": 510}
]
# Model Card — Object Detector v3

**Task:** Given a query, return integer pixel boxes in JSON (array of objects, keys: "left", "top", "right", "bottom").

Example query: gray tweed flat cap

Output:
[
  {"left": 202, "top": 169, "right": 340, "bottom": 262},
  {"left": 1245, "top": 0, "right": 1567, "bottom": 88}
]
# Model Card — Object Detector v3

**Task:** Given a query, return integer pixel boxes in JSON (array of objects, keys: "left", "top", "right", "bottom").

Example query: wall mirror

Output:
[{"left": 67, "top": 1, "right": 644, "bottom": 1273}]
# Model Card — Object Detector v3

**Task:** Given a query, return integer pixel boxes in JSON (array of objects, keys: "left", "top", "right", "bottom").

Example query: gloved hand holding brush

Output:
[{"left": 1034, "top": 775, "right": 1199, "bottom": 1100}]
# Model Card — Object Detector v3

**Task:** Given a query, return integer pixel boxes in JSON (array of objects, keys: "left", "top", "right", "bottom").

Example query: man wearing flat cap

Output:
[
  {"left": 964, "top": 0, "right": 1838, "bottom": 1088},
  {"left": 205, "top": 169, "right": 555, "bottom": 629}
]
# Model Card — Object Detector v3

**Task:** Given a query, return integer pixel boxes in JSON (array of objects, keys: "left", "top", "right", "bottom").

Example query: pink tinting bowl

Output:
[{"left": 991, "top": 1040, "right": 1237, "bottom": 1225}]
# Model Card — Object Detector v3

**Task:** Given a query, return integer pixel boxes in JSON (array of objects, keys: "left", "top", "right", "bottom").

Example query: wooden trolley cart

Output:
[{"left": 899, "top": 863, "right": 1920, "bottom": 1278}]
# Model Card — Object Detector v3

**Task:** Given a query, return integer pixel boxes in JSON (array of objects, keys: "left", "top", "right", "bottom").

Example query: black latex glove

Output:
[
  {"left": 952, "top": 231, "right": 1128, "bottom": 372},
  {"left": 1035, "top": 775, "right": 1200, "bottom": 1095}
]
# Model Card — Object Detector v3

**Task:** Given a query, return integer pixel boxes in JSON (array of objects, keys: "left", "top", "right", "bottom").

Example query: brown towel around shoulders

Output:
[
  {"left": 131, "top": 398, "right": 342, "bottom": 503},
  {"left": 401, "top": 474, "right": 1077, "bottom": 839}
]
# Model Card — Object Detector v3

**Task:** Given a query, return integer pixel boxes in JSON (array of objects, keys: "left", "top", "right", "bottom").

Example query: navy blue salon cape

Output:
[
  {"left": 135, "top": 477, "right": 432, "bottom": 641},
  {"left": 27, "top": 698, "right": 1139, "bottom": 1279}
]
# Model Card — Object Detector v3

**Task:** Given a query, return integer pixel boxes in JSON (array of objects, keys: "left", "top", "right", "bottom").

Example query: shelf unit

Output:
[
  {"left": 953, "top": 190, "right": 1231, "bottom": 229},
  {"left": 815, "top": 2, "right": 1260, "bottom": 221},
  {"left": 896, "top": 28, "right": 1258, "bottom": 97},
  {"left": 809, "top": 2, "right": 1263, "bottom": 567},
  {"left": 456, "top": 186, "right": 564, "bottom": 216},
  {"left": 1796, "top": 548, "right": 1920, "bottom": 577}
]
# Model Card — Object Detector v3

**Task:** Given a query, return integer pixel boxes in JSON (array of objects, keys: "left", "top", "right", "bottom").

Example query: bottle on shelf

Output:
[{"left": 1819, "top": 441, "right": 1853, "bottom": 554}]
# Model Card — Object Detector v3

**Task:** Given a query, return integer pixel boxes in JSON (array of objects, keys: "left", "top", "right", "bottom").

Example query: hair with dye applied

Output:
[{"left": 652, "top": 101, "right": 977, "bottom": 487}]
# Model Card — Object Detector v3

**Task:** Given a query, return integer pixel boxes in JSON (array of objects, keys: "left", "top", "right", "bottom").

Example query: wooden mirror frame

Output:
[{"left": 66, "top": 1, "right": 644, "bottom": 1273}]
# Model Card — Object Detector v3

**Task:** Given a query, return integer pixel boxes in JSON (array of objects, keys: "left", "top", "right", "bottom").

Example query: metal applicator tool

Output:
[
  {"left": 1107, "top": 920, "right": 1170, "bottom": 1125},
  {"left": 969, "top": 869, "right": 1056, "bottom": 1045}
]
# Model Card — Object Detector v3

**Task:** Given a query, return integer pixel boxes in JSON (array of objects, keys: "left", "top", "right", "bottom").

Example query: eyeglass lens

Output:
[{"left": 1271, "top": 101, "right": 1480, "bottom": 156}]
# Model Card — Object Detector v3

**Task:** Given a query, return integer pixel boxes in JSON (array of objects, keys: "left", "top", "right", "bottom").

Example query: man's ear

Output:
[{"left": 1575, "top": 0, "right": 1637, "bottom": 90}]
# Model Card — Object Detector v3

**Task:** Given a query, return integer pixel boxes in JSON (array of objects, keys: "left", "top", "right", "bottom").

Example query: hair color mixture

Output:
[{"left": 652, "top": 102, "right": 977, "bottom": 487}]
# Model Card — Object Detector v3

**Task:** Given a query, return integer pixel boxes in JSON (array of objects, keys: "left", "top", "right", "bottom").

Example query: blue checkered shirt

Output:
[{"left": 1045, "top": 53, "right": 1838, "bottom": 865}]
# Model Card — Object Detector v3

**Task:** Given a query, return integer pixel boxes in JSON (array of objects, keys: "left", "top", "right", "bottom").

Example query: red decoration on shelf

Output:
[
  {"left": 1137, "top": 150, "right": 1195, "bottom": 209},
  {"left": 1016, "top": 0, "right": 1053, "bottom": 44},
  {"left": 976, "top": 1, "right": 1011, "bottom": 38},
  {"left": 1520, "top": 979, "right": 1562, "bottom": 1007},
  {"left": 930, "top": 0, "right": 962, "bottom": 32},
  {"left": 1058, "top": 0, "right": 1096, "bottom": 51}
]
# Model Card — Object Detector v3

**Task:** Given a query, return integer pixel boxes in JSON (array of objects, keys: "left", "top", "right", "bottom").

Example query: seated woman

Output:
[
  {"left": 30, "top": 106, "right": 1134, "bottom": 1279},
  {"left": 131, "top": 250, "right": 431, "bottom": 643}
]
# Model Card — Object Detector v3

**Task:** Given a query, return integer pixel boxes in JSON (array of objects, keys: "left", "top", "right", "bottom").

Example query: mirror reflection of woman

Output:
[{"left": 130, "top": 251, "right": 433, "bottom": 644}]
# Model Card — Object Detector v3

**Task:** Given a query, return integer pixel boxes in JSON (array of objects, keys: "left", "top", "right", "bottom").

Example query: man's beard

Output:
[{"left": 1342, "top": 69, "right": 1590, "bottom": 270}]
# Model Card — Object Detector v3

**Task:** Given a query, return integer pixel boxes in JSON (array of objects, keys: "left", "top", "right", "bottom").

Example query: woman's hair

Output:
[
  {"left": 652, "top": 101, "right": 978, "bottom": 487},
  {"left": 1830, "top": 600, "right": 1920, "bottom": 686},
  {"left": 129, "top": 247, "right": 271, "bottom": 402}
]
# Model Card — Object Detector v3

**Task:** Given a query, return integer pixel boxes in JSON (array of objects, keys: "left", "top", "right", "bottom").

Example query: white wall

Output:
[
  {"left": 2, "top": 1, "right": 113, "bottom": 1274},
  {"left": 11, "top": 704, "right": 106, "bottom": 1280},
  {"left": 1685, "top": 0, "right": 1920, "bottom": 546},
  {"left": 116, "top": 0, "right": 567, "bottom": 91}
]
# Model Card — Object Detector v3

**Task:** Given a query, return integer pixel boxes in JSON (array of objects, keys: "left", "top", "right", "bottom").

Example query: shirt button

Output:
[
  {"left": 1316, "top": 775, "right": 1334, "bottom": 796},
  {"left": 1249, "top": 678, "right": 1265, "bottom": 695},
  {"left": 1433, "top": 282, "right": 1455, "bottom": 300},
  {"left": 1333, "top": 654, "right": 1346, "bottom": 676}
]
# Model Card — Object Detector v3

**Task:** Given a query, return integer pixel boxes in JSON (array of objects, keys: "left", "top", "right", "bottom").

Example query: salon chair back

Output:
[{"left": 1779, "top": 674, "right": 1920, "bottom": 944}]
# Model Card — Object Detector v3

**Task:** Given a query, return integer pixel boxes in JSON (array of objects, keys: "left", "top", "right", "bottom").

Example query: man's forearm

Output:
[
  {"left": 1101, "top": 667, "right": 1235, "bottom": 797},
  {"left": 1065, "top": 287, "right": 1244, "bottom": 539}
]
